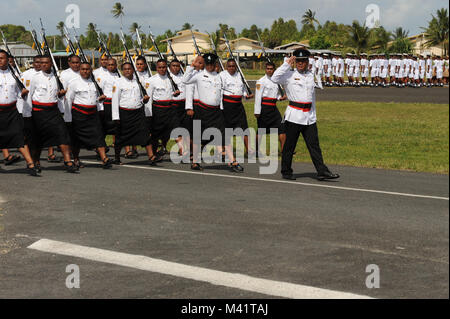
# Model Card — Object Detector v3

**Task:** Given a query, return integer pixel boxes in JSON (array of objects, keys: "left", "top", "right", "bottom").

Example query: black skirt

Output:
[
  {"left": 70, "top": 105, "right": 106, "bottom": 149},
  {"left": 257, "top": 99, "right": 286, "bottom": 135},
  {"left": 193, "top": 102, "right": 226, "bottom": 145},
  {"left": 22, "top": 116, "right": 34, "bottom": 146},
  {"left": 222, "top": 96, "right": 249, "bottom": 132},
  {"left": 100, "top": 98, "right": 117, "bottom": 136},
  {"left": 151, "top": 101, "right": 174, "bottom": 143},
  {"left": 171, "top": 100, "right": 188, "bottom": 130},
  {"left": 0, "top": 103, "right": 24, "bottom": 149},
  {"left": 115, "top": 107, "right": 150, "bottom": 147},
  {"left": 31, "top": 102, "right": 71, "bottom": 148}
]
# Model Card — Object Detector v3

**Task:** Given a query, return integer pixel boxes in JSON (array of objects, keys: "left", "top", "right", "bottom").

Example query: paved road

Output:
[
  {"left": 247, "top": 81, "right": 449, "bottom": 104},
  {"left": 0, "top": 152, "right": 448, "bottom": 299}
]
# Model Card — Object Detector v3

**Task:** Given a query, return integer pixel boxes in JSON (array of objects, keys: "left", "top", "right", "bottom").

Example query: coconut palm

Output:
[
  {"left": 371, "top": 26, "right": 392, "bottom": 52},
  {"left": 111, "top": 2, "right": 125, "bottom": 26},
  {"left": 56, "top": 21, "right": 65, "bottom": 37},
  {"left": 301, "top": 9, "right": 320, "bottom": 28},
  {"left": 393, "top": 27, "right": 409, "bottom": 40},
  {"left": 422, "top": 8, "right": 449, "bottom": 55},
  {"left": 129, "top": 22, "right": 141, "bottom": 36},
  {"left": 346, "top": 20, "right": 370, "bottom": 54}
]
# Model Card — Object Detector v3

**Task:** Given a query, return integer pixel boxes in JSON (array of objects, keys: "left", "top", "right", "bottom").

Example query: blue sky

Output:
[{"left": 2, "top": 0, "right": 448, "bottom": 36}]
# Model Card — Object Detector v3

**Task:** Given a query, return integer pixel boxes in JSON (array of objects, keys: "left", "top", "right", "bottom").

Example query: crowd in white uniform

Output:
[{"left": 309, "top": 52, "right": 449, "bottom": 88}]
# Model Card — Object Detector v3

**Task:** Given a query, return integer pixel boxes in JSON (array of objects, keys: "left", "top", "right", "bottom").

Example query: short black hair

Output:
[
  {"left": 170, "top": 59, "right": 180, "bottom": 66},
  {"left": 68, "top": 54, "right": 81, "bottom": 62},
  {"left": 33, "top": 55, "right": 41, "bottom": 61},
  {"left": 121, "top": 62, "right": 133, "bottom": 70},
  {"left": 0, "top": 49, "right": 8, "bottom": 57},
  {"left": 136, "top": 55, "right": 147, "bottom": 63},
  {"left": 80, "top": 62, "right": 91, "bottom": 67},
  {"left": 156, "top": 58, "right": 167, "bottom": 65},
  {"left": 265, "top": 62, "right": 275, "bottom": 68},
  {"left": 226, "top": 58, "right": 236, "bottom": 64}
]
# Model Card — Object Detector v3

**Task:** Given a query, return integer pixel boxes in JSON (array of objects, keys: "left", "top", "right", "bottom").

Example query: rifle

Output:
[
  {"left": 0, "top": 29, "right": 22, "bottom": 76},
  {"left": 70, "top": 27, "right": 104, "bottom": 97},
  {"left": 167, "top": 39, "right": 184, "bottom": 74},
  {"left": 148, "top": 27, "right": 179, "bottom": 92},
  {"left": 39, "top": 19, "right": 64, "bottom": 91},
  {"left": 190, "top": 29, "right": 202, "bottom": 56},
  {"left": 135, "top": 28, "right": 152, "bottom": 78},
  {"left": 206, "top": 31, "right": 224, "bottom": 72},
  {"left": 28, "top": 21, "right": 43, "bottom": 55},
  {"left": 223, "top": 33, "right": 252, "bottom": 95},
  {"left": 119, "top": 28, "right": 148, "bottom": 98},
  {"left": 256, "top": 32, "right": 285, "bottom": 96},
  {"left": 94, "top": 28, "right": 121, "bottom": 78}
]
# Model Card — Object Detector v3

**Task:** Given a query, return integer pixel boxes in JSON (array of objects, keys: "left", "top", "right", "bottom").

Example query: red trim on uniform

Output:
[
  {"left": 103, "top": 98, "right": 112, "bottom": 104},
  {"left": 223, "top": 94, "right": 243, "bottom": 104},
  {"left": 72, "top": 103, "right": 97, "bottom": 115},
  {"left": 32, "top": 101, "right": 58, "bottom": 107},
  {"left": 0, "top": 101, "right": 17, "bottom": 111},
  {"left": 261, "top": 97, "right": 277, "bottom": 107},
  {"left": 289, "top": 101, "right": 312, "bottom": 112},
  {"left": 198, "top": 100, "right": 220, "bottom": 110},
  {"left": 119, "top": 107, "right": 138, "bottom": 111},
  {"left": 153, "top": 100, "right": 173, "bottom": 108}
]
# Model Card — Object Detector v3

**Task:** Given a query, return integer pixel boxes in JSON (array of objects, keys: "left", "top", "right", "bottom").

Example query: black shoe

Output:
[
  {"left": 64, "top": 161, "right": 79, "bottom": 173},
  {"left": 102, "top": 158, "right": 113, "bottom": 169},
  {"left": 35, "top": 162, "right": 42, "bottom": 174},
  {"left": 191, "top": 163, "right": 203, "bottom": 171},
  {"left": 47, "top": 154, "right": 61, "bottom": 163},
  {"left": 282, "top": 174, "right": 296, "bottom": 180},
  {"left": 148, "top": 158, "right": 157, "bottom": 166},
  {"left": 317, "top": 171, "right": 340, "bottom": 181},
  {"left": 228, "top": 162, "right": 244, "bottom": 173},
  {"left": 113, "top": 158, "right": 123, "bottom": 165},
  {"left": 4, "top": 154, "right": 21, "bottom": 166},
  {"left": 26, "top": 163, "right": 39, "bottom": 176}
]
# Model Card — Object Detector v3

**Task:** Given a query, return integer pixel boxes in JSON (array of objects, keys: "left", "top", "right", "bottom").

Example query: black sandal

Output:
[
  {"left": 64, "top": 161, "right": 79, "bottom": 173},
  {"left": 124, "top": 151, "right": 134, "bottom": 159},
  {"left": 35, "top": 162, "right": 42, "bottom": 173},
  {"left": 228, "top": 161, "right": 244, "bottom": 173},
  {"left": 191, "top": 163, "right": 203, "bottom": 171},
  {"left": 47, "top": 154, "right": 61, "bottom": 163},
  {"left": 102, "top": 158, "right": 113, "bottom": 169},
  {"left": 73, "top": 159, "right": 85, "bottom": 169},
  {"left": 26, "top": 163, "right": 39, "bottom": 176},
  {"left": 4, "top": 154, "right": 21, "bottom": 166}
]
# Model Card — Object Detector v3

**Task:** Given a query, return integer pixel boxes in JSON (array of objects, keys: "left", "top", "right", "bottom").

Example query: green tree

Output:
[
  {"left": 181, "top": 23, "right": 192, "bottom": 30},
  {"left": 393, "top": 27, "right": 409, "bottom": 40},
  {"left": 371, "top": 26, "right": 392, "bottom": 52},
  {"left": 56, "top": 21, "right": 65, "bottom": 37},
  {"left": 129, "top": 22, "right": 141, "bottom": 36},
  {"left": 388, "top": 38, "right": 413, "bottom": 53},
  {"left": 346, "top": 20, "right": 371, "bottom": 53},
  {"left": 240, "top": 24, "right": 262, "bottom": 40},
  {"left": 301, "top": 9, "right": 320, "bottom": 29},
  {"left": 422, "top": 8, "right": 449, "bottom": 55},
  {"left": 111, "top": 2, "right": 125, "bottom": 26}
]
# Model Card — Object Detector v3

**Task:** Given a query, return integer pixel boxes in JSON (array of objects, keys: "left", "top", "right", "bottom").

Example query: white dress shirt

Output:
[
  {"left": 147, "top": 73, "right": 174, "bottom": 117},
  {"left": 111, "top": 76, "right": 144, "bottom": 121},
  {"left": 254, "top": 75, "right": 281, "bottom": 115},
  {"left": 271, "top": 60, "right": 321, "bottom": 126},
  {"left": 182, "top": 66, "right": 223, "bottom": 109},
  {"left": 0, "top": 68, "right": 21, "bottom": 106},
  {"left": 27, "top": 71, "right": 63, "bottom": 113},
  {"left": 65, "top": 77, "right": 100, "bottom": 122}
]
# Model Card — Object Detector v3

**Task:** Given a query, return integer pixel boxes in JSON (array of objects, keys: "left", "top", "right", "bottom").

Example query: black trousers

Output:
[{"left": 281, "top": 121, "right": 329, "bottom": 176}]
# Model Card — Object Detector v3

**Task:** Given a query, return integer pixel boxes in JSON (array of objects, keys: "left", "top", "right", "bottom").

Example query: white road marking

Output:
[
  {"left": 84, "top": 161, "right": 449, "bottom": 201},
  {"left": 28, "top": 238, "right": 372, "bottom": 299}
]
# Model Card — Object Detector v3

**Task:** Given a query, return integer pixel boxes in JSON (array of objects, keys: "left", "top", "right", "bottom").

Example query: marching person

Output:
[
  {"left": 98, "top": 58, "right": 120, "bottom": 147},
  {"left": 26, "top": 55, "right": 77, "bottom": 173},
  {"left": 271, "top": 49, "right": 339, "bottom": 181},
  {"left": 220, "top": 58, "right": 255, "bottom": 156},
  {"left": 111, "top": 62, "right": 158, "bottom": 165},
  {"left": 426, "top": 54, "right": 433, "bottom": 87},
  {"left": 169, "top": 59, "right": 189, "bottom": 157},
  {"left": 360, "top": 53, "right": 369, "bottom": 86},
  {"left": 0, "top": 50, "right": 39, "bottom": 176},
  {"left": 254, "top": 62, "right": 287, "bottom": 156},
  {"left": 182, "top": 54, "right": 244, "bottom": 172},
  {"left": 147, "top": 59, "right": 180, "bottom": 160},
  {"left": 65, "top": 62, "right": 113, "bottom": 169},
  {"left": 352, "top": 54, "right": 361, "bottom": 87}
]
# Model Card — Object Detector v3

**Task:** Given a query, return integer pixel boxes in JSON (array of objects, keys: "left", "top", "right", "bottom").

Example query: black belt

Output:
[
  {"left": 289, "top": 101, "right": 312, "bottom": 110},
  {"left": 0, "top": 102, "right": 17, "bottom": 112}
]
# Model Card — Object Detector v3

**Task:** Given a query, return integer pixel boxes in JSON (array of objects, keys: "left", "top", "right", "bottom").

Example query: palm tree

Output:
[
  {"left": 182, "top": 23, "right": 192, "bottom": 31},
  {"left": 129, "top": 22, "right": 141, "bottom": 36},
  {"left": 346, "top": 20, "right": 370, "bottom": 54},
  {"left": 56, "top": 21, "right": 65, "bottom": 37},
  {"left": 422, "top": 8, "right": 449, "bottom": 55},
  {"left": 371, "top": 26, "right": 392, "bottom": 52},
  {"left": 111, "top": 2, "right": 125, "bottom": 26},
  {"left": 86, "top": 23, "right": 96, "bottom": 33},
  {"left": 301, "top": 9, "right": 320, "bottom": 28},
  {"left": 393, "top": 27, "right": 409, "bottom": 40}
]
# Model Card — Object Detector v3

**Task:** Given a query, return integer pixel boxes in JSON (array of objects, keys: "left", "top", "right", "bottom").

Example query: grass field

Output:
[
  {"left": 112, "top": 101, "right": 449, "bottom": 174},
  {"left": 244, "top": 101, "right": 449, "bottom": 174}
]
